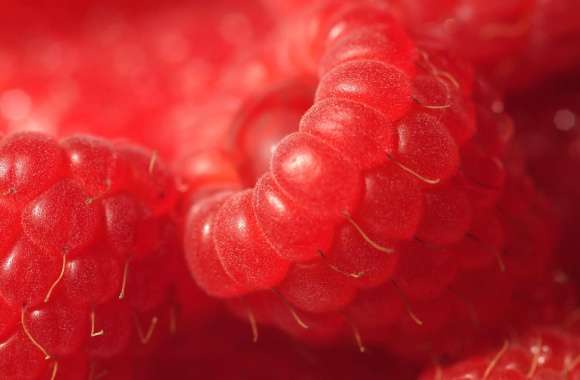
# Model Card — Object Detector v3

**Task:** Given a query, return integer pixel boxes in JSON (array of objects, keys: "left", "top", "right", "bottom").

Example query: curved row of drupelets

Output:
[{"left": 183, "top": 0, "right": 540, "bottom": 356}]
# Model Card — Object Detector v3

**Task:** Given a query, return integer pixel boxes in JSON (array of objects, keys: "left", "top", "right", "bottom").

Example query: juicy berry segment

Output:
[
  {"left": 183, "top": 0, "right": 559, "bottom": 360},
  {"left": 315, "top": 60, "right": 413, "bottom": 123},
  {"left": 299, "top": 98, "right": 395, "bottom": 170},
  {"left": 271, "top": 132, "right": 362, "bottom": 220},
  {"left": 213, "top": 190, "right": 290, "bottom": 291},
  {"left": 184, "top": 192, "right": 244, "bottom": 298},
  {"left": 253, "top": 173, "right": 335, "bottom": 262},
  {"left": 0, "top": 131, "right": 180, "bottom": 378},
  {"left": 354, "top": 163, "right": 423, "bottom": 242}
]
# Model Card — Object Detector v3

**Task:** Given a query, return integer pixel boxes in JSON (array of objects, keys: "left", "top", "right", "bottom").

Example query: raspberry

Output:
[
  {"left": 300, "top": 98, "right": 395, "bottom": 170},
  {"left": 316, "top": 60, "right": 413, "bottom": 123},
  {"left": 394, "top": 111, "right": 461, "bottom": 184},
  {"left": 212, "top": 190, "right": 290, "bottom": 290},
  {"left": 419, "top": 324, "right": 580, "bottom": 380},
  {"left": 184, "top": 191, "right": 243, "bottom": 298},
  {"left": 183, "top": 0, "right": 558, "bottom": 361},
  {"left": 253, "top": 173, "right": 335, "bottom": 262},
  {"left": 270, "top": 132, "right": 362, "bottom": 220},
  {"left": 328, "top": 223, "right": 399, "bottom": 289},
  {"left": 0, "top": 131, "right": 184, "bottom": 378}
]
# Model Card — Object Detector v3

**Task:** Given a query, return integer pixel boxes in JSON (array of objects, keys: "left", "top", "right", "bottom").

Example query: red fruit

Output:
[
  {"left": 184, "top": 192, "right": 245, "bottom": 298},
  {"left": 21, "top": 179, "right": 102, "bottom": 256},
  {"left": 300, "top": 98, "right": 395, "bottom": 170},
  {"left": 319, "top": 23, "right": 416, "bottom": 77},
  {"left": 0, "top": 131, "right": 186, "bottom": 378},
  {"left": 59, "top": 250, "right": 122, "bottom": 306},
  {"left": 0, "top": 238, "right": 61, "bottom": 307},
  {"left": 24, "top": 301, "right": 89, "bottom": 357},
  {"left": 103, "top": 194, "right": 145, "bottom": 258},
  {"left": 62, "top": 135, "right": 128, "bottom": 197},
  {"left": 0, "top": 200, "right": 18, "bottom": 255},
  {"left": 0, "top": 296, "right": 17, "bottom": 341},
  {"left": 327, "top": 223, "right": 400, "bottom": 289},
  {"left": 411, "top": 60, "right": 477, "bottom": 145},
  {"left": 213, "top": 190, "right": 290, "bottom": 291},
  {"left": 355, "top": 163, "right": 423, "bottom": 242},
  {"left": 183, "top": 1, "right": 557, "bottom": 361},
  {"left": 45, "top": 354, "right": 89, "bottom": 380},
  {"left": 394, "top": 111, "right": 460, "bottom": 184},
  {"left": 271, "top": 132, "right": 362, "bottom": 220},
  {"left": 253, "top": 173, "right": 334, "bottom": 262},
  {"left": 278, "top": 261, "right": 357, "bottom": 314},
  {"left": 416, "top": 185, "right": 472, "bottom": 245},
  {"left": 316, "top": 60, "right": 412, "bottom": 123},
  {"left": 88, "top": 301, "right": 133, "bottom": 359},
  {"left": 0, "top": 330, "right": 49, "bottom": 380},
  {"left": 0, "top": 132, "right": 65, "bottom": 206}
]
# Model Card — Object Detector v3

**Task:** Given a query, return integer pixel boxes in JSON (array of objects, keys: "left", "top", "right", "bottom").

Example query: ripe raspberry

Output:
[
  {"left": 183, "top": 0, "right": 558, "bottom": 361},
  {"left": 420, "top": 323, "right": 580, "bottom": 380},
  {"left": 0, "top": 131, "right": 183, "bottom": 378}
]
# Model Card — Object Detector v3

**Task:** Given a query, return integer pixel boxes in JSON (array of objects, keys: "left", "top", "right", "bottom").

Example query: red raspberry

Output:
[
  {"left": 0, "top": 131, "right": 186, "bottom": 378},
  {"left": 183, "top": 0, "right": 558, "bottom": 361}
]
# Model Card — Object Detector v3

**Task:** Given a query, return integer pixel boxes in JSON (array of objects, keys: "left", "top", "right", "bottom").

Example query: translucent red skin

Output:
[
  {"left": 183, "top": 0, "right": 559, "bottom": 360},
  {"left": 0, "top": 132, "right": 184, "bottom": 378}
]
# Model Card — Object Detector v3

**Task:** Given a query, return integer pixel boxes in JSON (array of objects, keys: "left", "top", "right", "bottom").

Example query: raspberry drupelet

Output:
[
  {"left": 183, "top": 0, "right": 559, "bottom": 360},
  {"left": 0, "top": 131, "right": 186, "bottom": 379}
]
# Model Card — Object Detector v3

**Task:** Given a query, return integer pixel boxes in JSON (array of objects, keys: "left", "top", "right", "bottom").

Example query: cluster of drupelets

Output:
[
  {"left": 183, "top": 0, "right": 567, "bottom": 361},
  {"left": 0, "top": 0, "right": 579, "bottom": 379},
  {"left": 0, "top": 132, "right": 185, "bottom": 379}
]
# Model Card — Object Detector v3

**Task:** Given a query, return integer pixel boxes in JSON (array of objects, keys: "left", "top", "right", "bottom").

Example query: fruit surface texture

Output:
[{"left": 0, "top": 131, "right": 180, "bottom": 379}]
